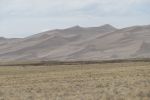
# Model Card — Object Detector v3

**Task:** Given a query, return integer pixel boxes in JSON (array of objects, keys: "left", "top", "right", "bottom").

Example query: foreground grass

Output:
[{"left": 0, "top": 62, "right": 150, "bottom": 100}]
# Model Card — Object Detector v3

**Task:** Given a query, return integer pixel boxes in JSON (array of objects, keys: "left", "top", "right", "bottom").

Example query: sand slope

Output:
[{"left": 0, "top": 24, "right": 150, "bottom": 62}]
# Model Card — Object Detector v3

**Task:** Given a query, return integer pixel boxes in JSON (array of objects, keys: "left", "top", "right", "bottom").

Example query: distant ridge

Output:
[{"left": 0, "top": 24, "right": 150, "bottom": 62}]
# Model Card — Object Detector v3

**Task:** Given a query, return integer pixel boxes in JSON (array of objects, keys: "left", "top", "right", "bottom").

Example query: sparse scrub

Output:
[{"left": 0, "top": 62, "right": 150, "bottom": 100}]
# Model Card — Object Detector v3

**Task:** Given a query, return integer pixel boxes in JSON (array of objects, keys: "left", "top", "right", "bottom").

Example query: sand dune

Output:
[{"left": 0, "top": 24, "right": 150, "bottom": 62}]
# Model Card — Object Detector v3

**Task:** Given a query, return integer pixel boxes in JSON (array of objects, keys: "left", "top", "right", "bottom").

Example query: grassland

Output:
[{"left": 0, "top": 62, "right": 150, "bottom": 100}]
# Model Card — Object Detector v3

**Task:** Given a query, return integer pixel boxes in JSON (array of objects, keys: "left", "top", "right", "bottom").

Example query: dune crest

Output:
[{"left": 0, "top": 24, "right": 150, "bottom": 62}]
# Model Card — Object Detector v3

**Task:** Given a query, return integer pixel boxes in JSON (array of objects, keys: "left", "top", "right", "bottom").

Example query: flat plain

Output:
[{"left": 0, "top": 62, "right": 150, "bottom": 100}]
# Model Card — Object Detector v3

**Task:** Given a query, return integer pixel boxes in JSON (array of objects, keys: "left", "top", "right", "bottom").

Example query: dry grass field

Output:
[{"left": 0, "top": 62, "right": 150, "bottom": 100}]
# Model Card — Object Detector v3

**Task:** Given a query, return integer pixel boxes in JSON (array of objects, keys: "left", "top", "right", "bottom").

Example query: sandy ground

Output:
[{"left": 0, "top": 62, "right": 150, "bottom": 100}]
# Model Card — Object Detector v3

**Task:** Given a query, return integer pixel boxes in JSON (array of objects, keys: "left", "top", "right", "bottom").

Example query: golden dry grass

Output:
[{"left": 0, "top": 62, "right": 150, "bottom": 100}]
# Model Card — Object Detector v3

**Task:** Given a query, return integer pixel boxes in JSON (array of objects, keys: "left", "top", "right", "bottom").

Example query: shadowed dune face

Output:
[{"left": 0, "top": 24, "right": 150, "bottom": 62}]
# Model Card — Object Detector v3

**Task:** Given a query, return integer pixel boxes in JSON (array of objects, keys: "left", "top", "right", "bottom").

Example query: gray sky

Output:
[{"left": 0, "top": 0, "right": 150, "bottom": 38}]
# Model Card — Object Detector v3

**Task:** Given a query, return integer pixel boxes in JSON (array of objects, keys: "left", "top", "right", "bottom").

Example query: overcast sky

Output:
[{"left": 0, "top": 0, "right": 150, "bottom": 38}]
